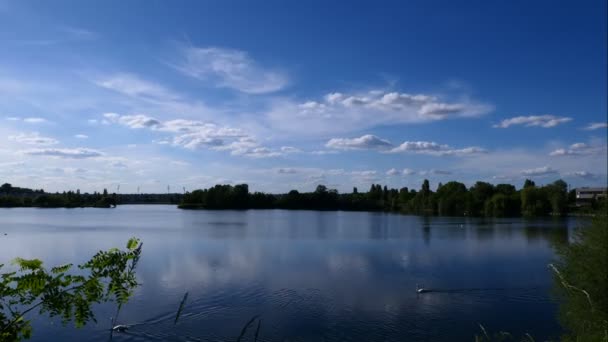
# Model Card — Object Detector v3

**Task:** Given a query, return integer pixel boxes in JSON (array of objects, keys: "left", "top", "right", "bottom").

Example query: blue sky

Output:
[{"left": 0, "top": 0, "right": 606, "bottom": 193}]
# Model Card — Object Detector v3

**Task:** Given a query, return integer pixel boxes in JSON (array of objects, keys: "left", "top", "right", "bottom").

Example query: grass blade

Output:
[
  {"left": 254, "top": 319, "right": 262, "bottom": 342},
  {"left": 237, "top": 315, "right": 260, "bottom": 342},
  {"left": 174, "top": 292, "right": 189, "bottom": 325}
]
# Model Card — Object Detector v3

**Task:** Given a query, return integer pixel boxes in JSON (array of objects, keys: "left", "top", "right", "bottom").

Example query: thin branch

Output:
[{"left": 548, "top": 263, "right": 595, "bottom": 312}]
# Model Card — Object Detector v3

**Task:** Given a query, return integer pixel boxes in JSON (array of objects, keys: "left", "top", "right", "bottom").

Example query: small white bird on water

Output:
[{"left": 416, "top": 283, "right": 429, "bottom": 293}]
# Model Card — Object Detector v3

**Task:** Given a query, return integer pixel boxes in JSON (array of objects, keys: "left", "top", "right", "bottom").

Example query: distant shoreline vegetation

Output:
[
  {"left": 179, "top": 179, "right": 605, "bottom": 217},
  {"left": 0, "top": 183, "right": 182, "bottom": 208},
  {"left": 2, "top": 180, "right": 604, "bottom": 216}
]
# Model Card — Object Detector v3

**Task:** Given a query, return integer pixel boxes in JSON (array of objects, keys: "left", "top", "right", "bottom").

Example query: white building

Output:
[{"left": 575, "top": 187, "right": 607, "bottom": 201}]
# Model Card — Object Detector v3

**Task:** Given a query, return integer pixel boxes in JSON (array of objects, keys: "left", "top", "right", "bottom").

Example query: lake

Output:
[{"left": 0, "top": 205, "right": 579, "bottom": 341}]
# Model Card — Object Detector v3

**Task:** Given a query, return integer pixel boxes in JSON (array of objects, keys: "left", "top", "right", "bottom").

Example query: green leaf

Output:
[
  {"left": 51, "top": 264, "right": 73, "bottom": 274},
  {"left": 12, "top": 258, "right": 43, "bottom": 271},
  {"left": 126, "top": 238, "right": 139, "bottom": 250}
]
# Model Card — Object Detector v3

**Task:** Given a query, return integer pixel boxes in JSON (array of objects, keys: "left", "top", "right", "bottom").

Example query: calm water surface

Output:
[{"left": 0, "top": 205, "right": 579, "bottom": 341}]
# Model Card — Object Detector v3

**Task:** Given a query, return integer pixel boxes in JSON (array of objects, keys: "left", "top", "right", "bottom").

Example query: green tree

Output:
[
  {"left": 546, "top": 179, "right": 568, "bottom": 215},
  {"left": 0, "top": 238, "right": 142, "bottom": 341},
  {"left": 469, "top": 181, "right": 494, "bottom": 216},
  {"left": 436, "top": 181, "right": 468, "bottom": 216}
]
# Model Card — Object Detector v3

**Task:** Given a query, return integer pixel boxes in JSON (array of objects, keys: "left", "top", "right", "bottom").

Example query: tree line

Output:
[
  {"left": 0, "top": 183, "right": 117, "bottom": 208},
  {"left": 179, "top": 179, "right": 601, "bottom": 216}
]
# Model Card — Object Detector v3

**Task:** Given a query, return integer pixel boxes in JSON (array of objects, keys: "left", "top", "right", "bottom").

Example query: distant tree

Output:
[
  {"left": 421, "top": 179, "right": 430, "bottom": 195},
  {"left": 546, "top": 179, "right": 568, "bottom": 215},
  {"left": 469, "top": 181, "right": 494, "bottom": 216},
  {"left": 353, "top": 187, "right": 358, "bottom": 194},
  {"left": 436, "top": 181, "right": 468, "bottom": 216},
  {"left": 523, "top": 179, "right": 536, "bottom": 189},
  {"left": 315, "top": 185, "right": 328, "bottom": 194}
]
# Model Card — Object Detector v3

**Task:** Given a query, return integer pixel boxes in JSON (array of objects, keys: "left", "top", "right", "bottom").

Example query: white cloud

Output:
[
  {"left": 266, "top": 90, "right": 492, "bottom": 136},
  {"left": 493, "top": 115, "right": 572, "bottom": 128},
  {"left": 103, "top": 113, "right": 161, "bottom": 128},
  {"left": 521, "top": 166, "right": 558, "bottom": 176},
  {"left": 310, "top": 150, "right": 339, "bottom": 155},
  {"left": 386, "top": 168, "right": 400, "bottom": 176},
  {"left": 583, "top": 122, "right": 608, "bottom": 130},
  {"left": 388, "top": 141, "right": 486, "bottom": 156},
  {"left": 280, "top": 146, "right": 302, "bottom": 154},
  {"left": 104, "top": 113, "right": 290, "bottom": 158},
  {"left": 350, "top": 170, "right": 379, "bottom": 183},
  {"left": 277, "top": 168, "right": 298, "bottom": 174},
  {"left": 22, "top": 148, "right": 104, "bottom": 159},
  {"left": 7, "top": 117, "right": 49, "bottom": 124},
  {"left": 26, "top": 118, "right": 48, "bottom": 124},
  {"left": 326, "top": 134, "right": 393, "bottom": 150},
  {"left": 74, "top": 134, "right": 88, "bottom": 139},
  {"left": 419, "top": 169, "right": 452, "bottom": 176},
  {"left": 402, "top": 168, "right": 416, "bottom": 176},
  {"left": 567, "top": 171, "right": 596, "bottom": 179},
  {"left": 95, "top": 73, "right": 180, "bottom": 101},
  {"left": 174, "top": 46, "right": 288, "bottom": 94},
  {"left": 9, "top": 132, "right": 58, "bottom": 146},
  {"left": 549, "top": 142, "right": 607, "bottom": 156}
]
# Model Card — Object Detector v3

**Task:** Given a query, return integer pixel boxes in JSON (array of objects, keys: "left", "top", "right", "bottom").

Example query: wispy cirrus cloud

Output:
[
  {"left": 493, "top": 115, "right": 572, "bottom": 128},
  {"left": 95, "top": 73, "right": 180, "bottom": 102},
  {"left": 583, "top": 122, "right": 608, "bottom": 130},
  {"left": 174, "top": 46, "right": 288, "bottom": 94}
]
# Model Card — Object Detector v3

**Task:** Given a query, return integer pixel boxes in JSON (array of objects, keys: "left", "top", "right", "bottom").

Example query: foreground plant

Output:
[
  {"left": 0, "top": 238, "right": 142, "bottom": 341},
  {"left": 552, "top": 212, "right": 608, "bottom": 341}
]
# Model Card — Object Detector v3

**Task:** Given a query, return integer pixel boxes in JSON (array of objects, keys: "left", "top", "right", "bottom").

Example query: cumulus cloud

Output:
[
  {"left": 103, "top": 113, "right": 161, "bottom": 128},
  {"left": 104, "top": 113, "right": 291, "bottom": 158},
  {"left": 326, "top": 134, "right": 393, "bottom": 150},
  {"left": 74, "top": 134, "right": 88, "bottom": 139},
  {"left": 324, "top": 135, "right": 486, "bottom": 156},
  {"left": 386, "top": 168, "right": 400, "bottom": 176},
  {"left": 402, "top": 168, "right": 416, "bottom": 176},
  {"left": 583, "top": 122, "right": 608, "bottom": 130},
  {"left": 174, "top": 46, "right": 288, "bottom": 94},
  {"left": 493, "top": 115, "right": 572, "bottom": 128},
  {"left": 9, "top": 132, "right": 58, "bottom": 146},
  {"left": 266, "top": 89, "right": 492, "bottom": 135},
  {"left": 549, "top": 142, "right": 607, "bottom": 156},
  {"left": 388, "top": 141, "right": 486, "bottom": 156},
  {"left": 22, "top": 148, "right": 104, "bottom": 159},
  {"left": 521, "top": 166, "right": 558, "bottom": 176}
]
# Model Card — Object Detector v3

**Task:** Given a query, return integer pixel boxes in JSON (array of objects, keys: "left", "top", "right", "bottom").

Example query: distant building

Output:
[{"left": 575, "top": 187, "right": 607, "bottom": 205}]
